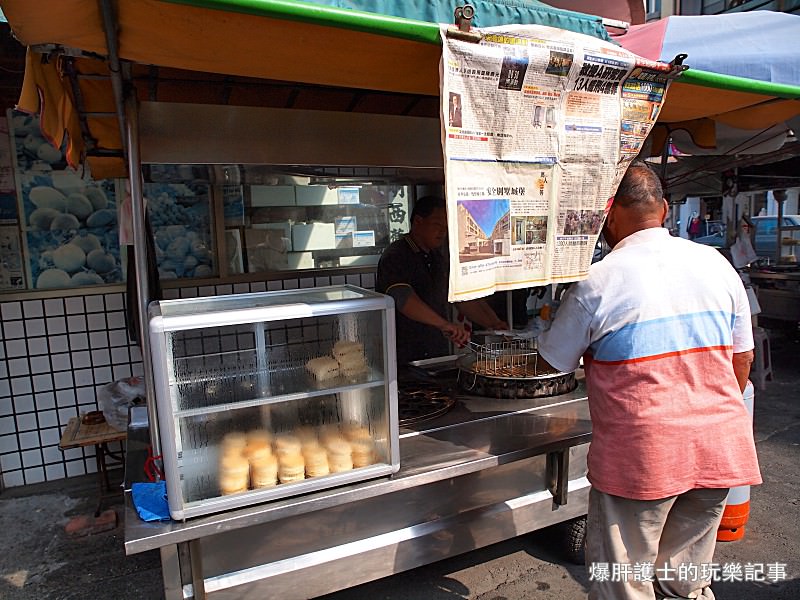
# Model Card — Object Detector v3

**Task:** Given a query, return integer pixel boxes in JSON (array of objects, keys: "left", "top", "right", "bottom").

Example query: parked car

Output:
[
  {"left": 693, "top": 220, "right": 727, "bottom": 248},
  {"left": 752, "top": 215, "right": 800, "bottom": 262}
]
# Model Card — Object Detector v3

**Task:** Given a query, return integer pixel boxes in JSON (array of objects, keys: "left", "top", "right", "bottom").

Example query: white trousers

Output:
[{"left": 586, "top": 487, "right": 728, "bottom": 600}]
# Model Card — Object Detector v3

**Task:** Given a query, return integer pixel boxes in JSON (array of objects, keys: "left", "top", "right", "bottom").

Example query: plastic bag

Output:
[{"left": 98, "top": 377, "right": 146, "bottom": 431}]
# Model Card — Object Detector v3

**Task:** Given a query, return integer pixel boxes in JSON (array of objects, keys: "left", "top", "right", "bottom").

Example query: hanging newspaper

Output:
[{"left": 440, "top": 24, "right": 675, "bottom": 302}]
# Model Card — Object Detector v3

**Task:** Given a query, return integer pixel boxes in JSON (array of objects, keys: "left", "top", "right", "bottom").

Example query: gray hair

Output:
[{"left": 614, "top": 161, "right": 664, "bottom": 212}]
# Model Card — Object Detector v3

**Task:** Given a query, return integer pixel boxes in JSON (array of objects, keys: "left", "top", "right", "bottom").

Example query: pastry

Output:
[
  {"left": 273, "top": 434, "right": 302, "bottom": 456},
  {"left": 294, "top": 425, "right": 318, "bottom": 445},
  {"left": 326, "top": 439, "right": 353, "bottom": 473},
  {"left": 332, "top": 340, "right": 363, "bottom": 360},
  {"left": 221, "top": 431, "right": 247, "bottom": 453},
  {"left": 303, "top": 446, "right": 330, "bottom": 477},
  {"left": 318, "top": 424, "right": 342, "bottom": 445},
  {"left": 342, "top": 423, "right": 372, "bottom": 443},
  {"left": 219, "top": 474, "right": 249, "bottom": 495},
  {"left": 338, "top": 355, "right": 368, "bottom": 378},
  {"left": 306, "top": 356, "right": 340, "bottom": 381},
  {"left": 250, "top": 454, "right": 278, "bottom": 488},
  {"left": 219, "top": 453, "right": 250, "bottom": 495},
  {"left": 246, "top": 429, "right": 272, "bottom": 446},
  {"left": 244, "top": 439, "right": 272, "bottom": 461},
  {"left": 278, "top": 452, "right": 306, "bottom": 484},
  {"left": 350, "top": 439, "right": 376, "bottom": 468}
]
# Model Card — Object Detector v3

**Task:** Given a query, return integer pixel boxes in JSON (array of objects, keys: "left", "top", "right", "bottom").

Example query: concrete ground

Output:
[{"left": 1, "top": 328, "right": 798, "bottom": 600}]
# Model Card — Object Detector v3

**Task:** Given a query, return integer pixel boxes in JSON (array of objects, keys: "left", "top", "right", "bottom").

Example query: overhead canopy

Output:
[
  {"left": 613, "top": 12, "right": 800, "bottom": 154},
  {"left": 3, "top": 0, "right": 800, "bottom": 179}
]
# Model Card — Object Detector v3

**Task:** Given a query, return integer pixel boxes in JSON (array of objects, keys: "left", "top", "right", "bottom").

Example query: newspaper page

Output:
[{"left": 440, "top": 24, "right": 674, "bottom": 302}]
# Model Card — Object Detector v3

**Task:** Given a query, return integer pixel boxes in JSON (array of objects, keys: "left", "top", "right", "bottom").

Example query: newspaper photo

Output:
[{"left": 440, "top": 24, "right": 674, "bottom": 302}]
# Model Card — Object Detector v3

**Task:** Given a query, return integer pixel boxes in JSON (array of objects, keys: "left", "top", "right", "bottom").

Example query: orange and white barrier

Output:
[{"left": 717, "top": 380, "right": 755, "bottom": 542}]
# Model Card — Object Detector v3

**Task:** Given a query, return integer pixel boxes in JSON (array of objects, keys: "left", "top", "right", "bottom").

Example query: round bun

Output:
[
  {"left": 251, "top": 455, "right": 278, "bottom": 488},
  {"left": 219, "top": 475, "right": 249, "bottom": 495},
  {"left": 273, "top": 434, "right": 302, "bottom": 456},
  {"left": 219, "top": 454, "right": 249, "bottom": 477},
  {"left": 222, "top": 431, "right": 247, "bottom": 451},
  {"left": 350, "top": 440, "right": 376, "bottom": 468},
  {"left": 278, "top": 452, "right": 306, "bottom": 483},
  {"left": 244, "top": 440, "right": 272, "bottom": 461},
  {"left": 304, "top": 446, "right": 330, "bottom": 477},
  {"left": 246, "top": 429, "right": 272, "bottom": 445}
]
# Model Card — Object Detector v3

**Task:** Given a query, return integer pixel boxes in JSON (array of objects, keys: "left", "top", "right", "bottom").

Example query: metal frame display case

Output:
[{"left": 148, "top": 284, "right": 399, "bottom": 519}]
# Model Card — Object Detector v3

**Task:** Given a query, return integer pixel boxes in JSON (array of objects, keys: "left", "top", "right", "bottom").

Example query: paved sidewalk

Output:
[{"left": 1, "top": 329, "right": 798, "bottom": 600}]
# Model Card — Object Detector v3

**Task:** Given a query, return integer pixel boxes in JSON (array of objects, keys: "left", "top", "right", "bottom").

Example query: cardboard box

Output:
[
  {"left": 340, "top": 254, "right": 380, "bottom": 267},
  {"left": 250, "top": 185, "right": 296, "bottom": 207},
  {"left": 295, "top": 186, "right": 338, "bottom": 206},
  {"left": 292, "top": 222, "right": 336, "bottom": 251},
  {"left": 286, "top": 251, "right": 315, "bottom": 270}
]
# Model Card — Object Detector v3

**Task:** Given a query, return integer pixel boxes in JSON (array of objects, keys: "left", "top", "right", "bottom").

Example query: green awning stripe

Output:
[{"left": 680, "top": 69, "right": 800, "bottom": 100}]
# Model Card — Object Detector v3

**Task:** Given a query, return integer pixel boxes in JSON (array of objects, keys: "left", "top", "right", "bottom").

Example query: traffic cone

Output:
[{"left": 717, "top": 380, "right": 754, "bottom": 542}]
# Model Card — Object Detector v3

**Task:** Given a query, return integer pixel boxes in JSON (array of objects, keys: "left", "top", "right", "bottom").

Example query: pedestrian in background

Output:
[
  {"left": 687, "top": 212, "right": 702, "bottom": 239},
  {"left": 537, "top": 161, "right": 761, "bottom": 600}
]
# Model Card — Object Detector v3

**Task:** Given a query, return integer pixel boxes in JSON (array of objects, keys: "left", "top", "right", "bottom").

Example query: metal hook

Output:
[{"left": 454, "top": 4, "right": 476, "bottom": 32}]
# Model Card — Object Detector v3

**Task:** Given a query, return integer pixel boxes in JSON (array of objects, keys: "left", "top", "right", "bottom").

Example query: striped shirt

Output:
[{"left": 538, "top": 227, "right": 761, "bottom": 500}]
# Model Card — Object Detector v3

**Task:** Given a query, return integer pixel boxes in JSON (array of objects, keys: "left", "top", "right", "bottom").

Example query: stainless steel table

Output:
[{"left": 125, "top": 378, "right": 592, "bottom": 600}]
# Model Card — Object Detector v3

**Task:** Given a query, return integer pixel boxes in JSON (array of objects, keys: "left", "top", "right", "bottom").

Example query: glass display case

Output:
[
  {"left": 148, "top": 285, "right": 399, "bottom": 520},
  {"left": 141, "top": 164, "right": 413, "bottom": 281}
]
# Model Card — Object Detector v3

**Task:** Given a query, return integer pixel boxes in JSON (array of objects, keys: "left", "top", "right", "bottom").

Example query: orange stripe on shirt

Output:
[{"left": 591, "top": 344, "right": 733, "bottom": 366}]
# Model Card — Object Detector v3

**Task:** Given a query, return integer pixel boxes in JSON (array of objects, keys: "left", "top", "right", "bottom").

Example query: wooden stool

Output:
[
  {"left": 750, "top": 326, "right": 773, "bottom": 391},
  {"left": 59, "top": 416, "right": 127, "bottom": 516}
]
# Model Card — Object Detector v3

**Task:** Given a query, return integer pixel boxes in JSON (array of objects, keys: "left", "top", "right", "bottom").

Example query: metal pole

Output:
[
  {"left": 99, "top": 0, "right": 129, "bottom": 159},
  {"left": 125, "top": 96, "right": 161, "bottom": 458},
  {"left": 506, "top": 290, "right": 513, "bottom": 330}
]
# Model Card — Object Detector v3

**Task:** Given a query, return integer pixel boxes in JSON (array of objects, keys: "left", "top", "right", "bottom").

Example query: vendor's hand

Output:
[
  {"left": 440, "top": 322, "right": 470, "bottom": 347},
  {"left": 490, "top": 319, "right": 510, "bottom": 331}
]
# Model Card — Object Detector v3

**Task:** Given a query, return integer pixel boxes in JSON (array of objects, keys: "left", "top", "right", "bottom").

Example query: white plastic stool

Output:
[{"left": 750, "top": 326, "right": 773, "bottom": 391}]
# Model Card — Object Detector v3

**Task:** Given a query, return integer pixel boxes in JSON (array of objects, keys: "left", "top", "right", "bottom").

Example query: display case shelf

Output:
[{"left": 174, "top": 376, "right": 386, "bottom": 418}]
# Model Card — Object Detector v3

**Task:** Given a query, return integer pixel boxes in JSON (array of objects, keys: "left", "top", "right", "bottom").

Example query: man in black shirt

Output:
[{"left": 376, "top": 196, "right": 507, "bottom": 364}]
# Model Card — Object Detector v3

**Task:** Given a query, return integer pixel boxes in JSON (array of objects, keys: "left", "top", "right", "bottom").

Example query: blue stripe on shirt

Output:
[{"left": 590, "top": 311, "right": 735, "bottom": 362}]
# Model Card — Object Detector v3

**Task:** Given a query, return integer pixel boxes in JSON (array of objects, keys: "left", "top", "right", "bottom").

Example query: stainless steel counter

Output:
[
  {"left": 749, "top": 269, "right": 800, "bottom": 322},
  {"left": 125, "top": 377, "right": 591, "bottom": 600}
]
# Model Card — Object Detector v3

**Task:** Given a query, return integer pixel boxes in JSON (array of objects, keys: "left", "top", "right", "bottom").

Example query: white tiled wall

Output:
[{"left": 0, "top": 272, "right": 375, "bottom": 489}]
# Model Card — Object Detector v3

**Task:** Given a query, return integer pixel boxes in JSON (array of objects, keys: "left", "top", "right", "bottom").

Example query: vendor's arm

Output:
[
  {"left": 457, "top": 299, "right": 509, "bottom": 331},
  {"left": 386, "top": 284, "right": 470, "bottom": 346}
]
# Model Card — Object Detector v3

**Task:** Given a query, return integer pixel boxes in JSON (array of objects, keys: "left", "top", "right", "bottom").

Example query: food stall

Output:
[
  {"left": 3, "top": 2, "right": 800, "bottom": 599},
  {"left": 122, "top": 97, "right": 594, "bottom": 599},
  {"left": 0, "top": 2, "right": 606, "bottom": 598}
]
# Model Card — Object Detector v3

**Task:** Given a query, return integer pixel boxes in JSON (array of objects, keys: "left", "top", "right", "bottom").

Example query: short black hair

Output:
[
  {"left": 411, "top": 195, "right": 446, "bottom": 222},
  {"left": 613, "top": 161, "right": 663, "bottom": 211}
]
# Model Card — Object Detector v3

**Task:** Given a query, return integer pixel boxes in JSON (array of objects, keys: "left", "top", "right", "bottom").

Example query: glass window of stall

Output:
[{"left": 141, "top": 164, "right": 413, "bottom": 281}]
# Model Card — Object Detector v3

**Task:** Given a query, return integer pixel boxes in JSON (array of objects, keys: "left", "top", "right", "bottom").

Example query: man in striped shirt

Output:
[{"left": 538, "top": 162, "right": 760, "bottom": 600}]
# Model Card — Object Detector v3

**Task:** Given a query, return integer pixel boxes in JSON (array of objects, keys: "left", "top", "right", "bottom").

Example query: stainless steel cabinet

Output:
[{"left": 148, "top": 285, "right": 399, "bottom": 519}]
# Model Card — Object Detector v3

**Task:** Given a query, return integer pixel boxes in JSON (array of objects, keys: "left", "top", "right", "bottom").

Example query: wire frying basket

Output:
[{"left": 469, "top": 338, "right": 552, "bottom": 378}]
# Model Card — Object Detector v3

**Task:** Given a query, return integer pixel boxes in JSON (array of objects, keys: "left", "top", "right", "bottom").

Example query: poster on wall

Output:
[
  {"left": 439, "top": 25, "right": 675, "bottom": 302},
  {"left": 0, "top": 225, "right": 25, "bottom": 290},
  {"left": 143, "top": 180, "right": 214, "bottom": 280},
  {"left": 8, "top": 110, "right": 124, "bottom": 289},
  {"left": 0, "top": 116, "right": 19, "bottom": 223}
]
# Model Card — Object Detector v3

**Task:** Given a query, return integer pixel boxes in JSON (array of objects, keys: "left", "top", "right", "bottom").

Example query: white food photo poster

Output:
[
  {"left": 8, "top": 110, "right": 124, "bottom": 289},
  {"left": 439, "top": 24, "right": 673, "bottom": 302}
]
